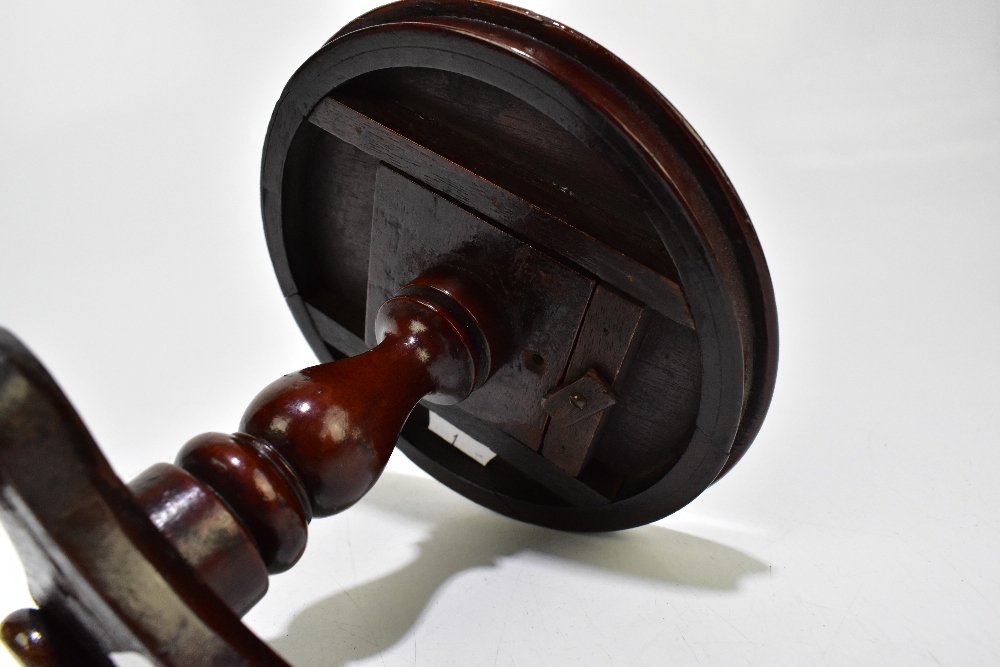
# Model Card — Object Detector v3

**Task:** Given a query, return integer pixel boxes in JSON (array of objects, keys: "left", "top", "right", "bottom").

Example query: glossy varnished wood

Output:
[
  {"left": 128, "top": 463, "right": 269, "bottom": 615},
  {"left": 2, "top": 1, "right": 778, "bottom": 663},
  {"left": 240, "top": 279, "right": 500, "bottom": 517},
  {"left": 1, "top": 265, "right": 507, "bottom": 663},
  {"left": 0, "top": 609, "right": 114, "bottom": 667},
  {"left": 176, "top": 432, "right": 310, "bottom": 573},
  {"left": 263, "top": 0, "right": 777, "bottom": 530},
  {"left": 0, "top": 329, "right": 291, "bottom": 666}
]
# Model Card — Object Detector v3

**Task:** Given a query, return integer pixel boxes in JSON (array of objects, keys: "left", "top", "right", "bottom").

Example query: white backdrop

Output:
[{"left": 1, "top": 1, "right": 998, "bottom": 665}]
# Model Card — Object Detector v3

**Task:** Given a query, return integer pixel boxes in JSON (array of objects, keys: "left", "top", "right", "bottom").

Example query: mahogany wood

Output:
[
  {"left": 540, "top": 285, "right": 648, "bottom": 476},
  {"left": 0, "top": 261, "right": 508, "bottom": 663},
  {"left": 0, "top": 609, "right": 113, "bottom": 667},
  {"left": 309, "top": 96, "right": 693, "bottom": 327},
  {"left": 176, "top": 433, "right": 310, "bottom": 574},
  {"left": 369, "top": 165, "right": 596, "bottom": 451},
  {"left": 266, "top": 0, "right": 777, "bottom": 529},
  {"left": 0, "top": 329, "right": 291, "bottom": 666},
  {"left": 1, "top": 1, "right": 778, "bottom": 663},
  {"left": 128, "top": 463, "right": 269, "bottom": 615},
  {"left": 239, "top": 277, "right": 503, "bottom": 518}
]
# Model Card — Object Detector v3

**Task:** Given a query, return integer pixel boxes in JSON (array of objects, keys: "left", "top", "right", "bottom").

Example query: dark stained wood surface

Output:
[
  {"left": 2, "top": 1, "right": 778, "bottom": 660},
  {"left": 541, "top": 371, "right": 617, "bottom": 475},
  {"left": 308, "top": 96, "right": 693, "bottom": 328},
  {"left": 425, "top": 402, "right": 610, "bottom": 508},
  {"left": 333, "top": 65, "right": 672, "bottom": 269},
  {"left": 128, "top": 463, "right": 269, "bottom": 616},
  {"left": 1, "top": 263, "right": 509, "bottom": 663},
  {"left": 541, "top": 370, "right": 618, "bottom": 427},
  {"left": 241, "top": 286, "right": 482, "bottom": 517},
  {"left": 280, "top": 124, "right": 380, "bottom": 339},
  {"left": 1, "top": 608, "right": 115, "bottom": 667},
  {"left": 369, "top": 165, "right": 595, "bottom": 450},
  {"left": 176, "top": 433, "right": 311, "bottom": 574},
  {"left": 588, "top": 313, "right": 704, "bottom": 498},
  {"left": 540, "top": 285, "right": 648, "bottom": 476},
  {"left": 0, "top": 329, "right": 292, "bottom": 666},
  {"left": 263, "top": 0, "right": 776, "bottom": 530}
]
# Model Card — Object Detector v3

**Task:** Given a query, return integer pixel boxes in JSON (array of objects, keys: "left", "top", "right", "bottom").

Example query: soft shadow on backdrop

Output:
[
  {"left": 266, "top": 473, "right": 768, "bottom": 667},
  {"left": 2, "top": 0, "right": 999, "bottom": 665}
]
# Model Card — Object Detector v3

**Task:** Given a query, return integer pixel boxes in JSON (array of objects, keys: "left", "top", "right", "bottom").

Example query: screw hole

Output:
[{"left": 523, "top": 351, "right": 546, "bottom": 374}]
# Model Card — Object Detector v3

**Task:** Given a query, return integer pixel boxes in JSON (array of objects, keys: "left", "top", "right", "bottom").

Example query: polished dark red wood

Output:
[
  {"left": 367, "top": 166, "right": 597, "bottom": 452},
  {"left": 268, "top": 0, "right": 777, "bottom": 530},
  {"left": 0, "top": 609, "right": 114, "bottom": 667},
  {"left": 0, "top": 329, "right": 292, "bottom": 666},
  {"left": 129, "top": 463, "right": 269, "bottom": 615},
  {"left": 0, "top": 261, "right": 510, "bottom": 664},
  {"left": 240, "top": 280, "right": 502, "bottom": 517},
  {"left": 176, "top": 432, "right": 310, "bottom": 573},
  {"left": 1, "top": 1, "right": 777, "bottom": 663}
]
